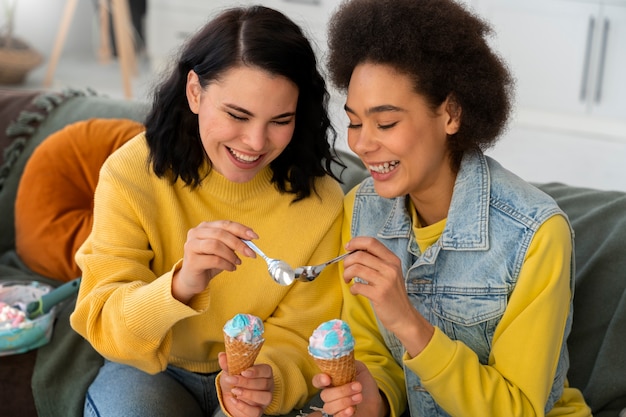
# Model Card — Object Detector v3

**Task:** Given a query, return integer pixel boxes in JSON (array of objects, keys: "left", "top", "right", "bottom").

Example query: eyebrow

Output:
[
  {"left": 344, "top": 104, "right": 405, "bottom": 116},
  {"left": 225, "top": 103, "right": 296, "bottom": 119}
]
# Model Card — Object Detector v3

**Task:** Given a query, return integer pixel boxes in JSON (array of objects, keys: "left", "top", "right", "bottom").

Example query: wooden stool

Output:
[{"left": 43, "top": 0, "right": 137, "bottom": 99}]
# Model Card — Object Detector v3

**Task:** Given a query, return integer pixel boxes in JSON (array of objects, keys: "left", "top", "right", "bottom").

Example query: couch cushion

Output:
[
  {"left": 15, "top": 118, "right": 145, "bottom": 282},
  {"left": 0, "top": 88, "right": 149, "bottom": 257}
]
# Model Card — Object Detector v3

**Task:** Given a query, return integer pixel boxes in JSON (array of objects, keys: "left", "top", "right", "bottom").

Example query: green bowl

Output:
[{"left": 0, "top": 280, "right": 56, "bottom": 356}]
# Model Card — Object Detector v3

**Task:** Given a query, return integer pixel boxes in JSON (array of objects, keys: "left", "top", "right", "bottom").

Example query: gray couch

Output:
[{"left": 0, "top": 88, "right": 624, "bottom": 417}]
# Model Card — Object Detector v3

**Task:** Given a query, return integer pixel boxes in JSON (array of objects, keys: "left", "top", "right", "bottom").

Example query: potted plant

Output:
[{"left": 0, "top": 0, "right": 43, "bottom": 84}]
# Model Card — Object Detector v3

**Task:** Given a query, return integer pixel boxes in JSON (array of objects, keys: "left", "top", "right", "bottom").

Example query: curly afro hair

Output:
[{"left": 327, "top": 0, "right": 515, "bottom": 167}]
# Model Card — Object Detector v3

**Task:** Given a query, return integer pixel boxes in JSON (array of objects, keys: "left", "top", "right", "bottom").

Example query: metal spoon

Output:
[
  {"left": 242, "top": 240, "right": 295, "bottom": 285},
  {"left": 293, "top": 251, "right": 355, "bottom": 283}
]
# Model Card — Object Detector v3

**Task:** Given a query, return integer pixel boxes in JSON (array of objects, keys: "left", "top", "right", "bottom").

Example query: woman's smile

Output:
[
  {"left": 367, "top": 160, "right": 400, "bottom": 175},
  {"left": 227, "top": 146, "right": 264, "bottom": 164}
]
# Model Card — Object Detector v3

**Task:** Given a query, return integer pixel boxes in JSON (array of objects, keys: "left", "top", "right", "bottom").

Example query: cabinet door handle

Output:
[
  {"left": 594, "top": 19, "right": 610, "bottom": 103},
  {"left": 580, "top": 16, "right": 595, "bottom": 101}
]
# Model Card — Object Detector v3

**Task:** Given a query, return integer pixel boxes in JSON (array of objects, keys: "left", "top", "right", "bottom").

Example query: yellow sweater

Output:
[
  {"left": 70, "top": 134, "right": 344, "bottom": 414},
  {"left": 341, "top": 188, "right": 592, "bottom": 417}
]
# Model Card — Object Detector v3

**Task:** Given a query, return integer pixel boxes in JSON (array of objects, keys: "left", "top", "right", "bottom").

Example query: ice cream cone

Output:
[
  {"left": 308, "top": 319, "right": 356, "bottom": 387},
  {"left": 223, "top": 313, "right": 265, "bottom": 375},
  {"left": 224, "top": 335, "right": 264, "bottom": 375},
  {"left": 313, "top": 350, "right": 356, "bottom": 387}
]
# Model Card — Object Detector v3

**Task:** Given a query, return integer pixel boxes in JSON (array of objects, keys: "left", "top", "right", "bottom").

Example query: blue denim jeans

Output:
[
  {"left": 84, "top": 360, "right": 324, "bottom": 417},
  {"left": 84, "top": 360, "right": 220, "bottom": 417}
]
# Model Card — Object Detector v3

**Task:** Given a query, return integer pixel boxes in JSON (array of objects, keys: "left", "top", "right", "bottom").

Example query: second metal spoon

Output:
[{"left": 293, "top": 251, "right": 355, "bottom": 282}]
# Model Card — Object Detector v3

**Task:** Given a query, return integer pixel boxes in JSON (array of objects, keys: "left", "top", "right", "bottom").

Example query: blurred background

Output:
[{"left": 2, "top": 0, "right": 625, "bottom": 192}]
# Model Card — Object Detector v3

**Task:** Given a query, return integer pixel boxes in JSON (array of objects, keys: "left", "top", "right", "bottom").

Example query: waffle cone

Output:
[
  {"left": 313, "top": 350, "right": 356, "bottom": 387},
  {"left": 224, "top": 336, "right": 264, "bottom": 375}
]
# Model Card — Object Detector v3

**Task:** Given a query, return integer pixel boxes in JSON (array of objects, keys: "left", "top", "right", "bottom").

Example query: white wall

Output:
[{"left": 8, "top": 0, "right": 97, "bottom": 59}]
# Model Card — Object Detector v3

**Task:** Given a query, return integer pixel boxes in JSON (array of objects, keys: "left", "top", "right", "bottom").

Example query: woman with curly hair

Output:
[
  {"left": 70, "top": 5, "right": 345, "bottom": 417},
  {"left": 312, "top": 0, "right": 592, "bottom": 416}
]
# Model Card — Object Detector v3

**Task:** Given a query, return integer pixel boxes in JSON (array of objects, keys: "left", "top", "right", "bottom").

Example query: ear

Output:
[
  {"left": 186, "top": 70, "right": 202, "bottom": 115},
  {"left": 444, "top": 95, "right": 462, "bottom": 135}
]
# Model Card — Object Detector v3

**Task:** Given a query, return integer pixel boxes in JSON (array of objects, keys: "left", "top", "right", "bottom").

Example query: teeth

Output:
[
  {"left": 369, "top": 161, "right": 399, "bottom": 174},
  {"left": 229, "top": 148, "right": 261, "bottom": 162}
]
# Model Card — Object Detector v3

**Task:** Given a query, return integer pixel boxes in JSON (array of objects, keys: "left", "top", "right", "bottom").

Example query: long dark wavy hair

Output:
[
  {"left": 327, "top": 0, "right": 515, "bottom": 171},
  {"left": 144, "top": 5, "right": 342, "bottom": 201}
]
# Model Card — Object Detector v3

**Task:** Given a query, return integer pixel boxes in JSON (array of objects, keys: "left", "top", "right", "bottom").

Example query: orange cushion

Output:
[{"left": 15, "top": 118, "right": 145, "bottom": 282}]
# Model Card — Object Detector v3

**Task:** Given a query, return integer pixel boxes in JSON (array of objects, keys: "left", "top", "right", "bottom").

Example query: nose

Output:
[
  {"left": 242, "top": 124, "right": 268, "bottom": 151},
  {"left": 349, "top": 126, "right": 377, "bottom": 155}
]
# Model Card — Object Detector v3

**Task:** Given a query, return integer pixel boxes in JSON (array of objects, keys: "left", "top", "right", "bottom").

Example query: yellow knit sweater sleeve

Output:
[{"left": 70, "top": 135, "right": 345, "bottom": 414}]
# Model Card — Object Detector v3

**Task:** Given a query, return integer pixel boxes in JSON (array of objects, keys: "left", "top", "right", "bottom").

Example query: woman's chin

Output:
[{"left": 372, "top": 182, "right": 403, "bottom": 199}]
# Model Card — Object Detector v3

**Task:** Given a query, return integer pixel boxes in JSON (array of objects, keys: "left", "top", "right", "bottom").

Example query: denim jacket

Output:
[{"left": 351, "top": 151, "right": 574, "bottom": 417}]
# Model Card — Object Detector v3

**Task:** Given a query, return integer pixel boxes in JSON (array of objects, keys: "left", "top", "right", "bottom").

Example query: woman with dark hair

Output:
[
  {"left": 70, "top": 6, "right": 344, "bottom": 417},
  {"left": 312, "top": 0, "right": 592, "bottom": 416}
]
